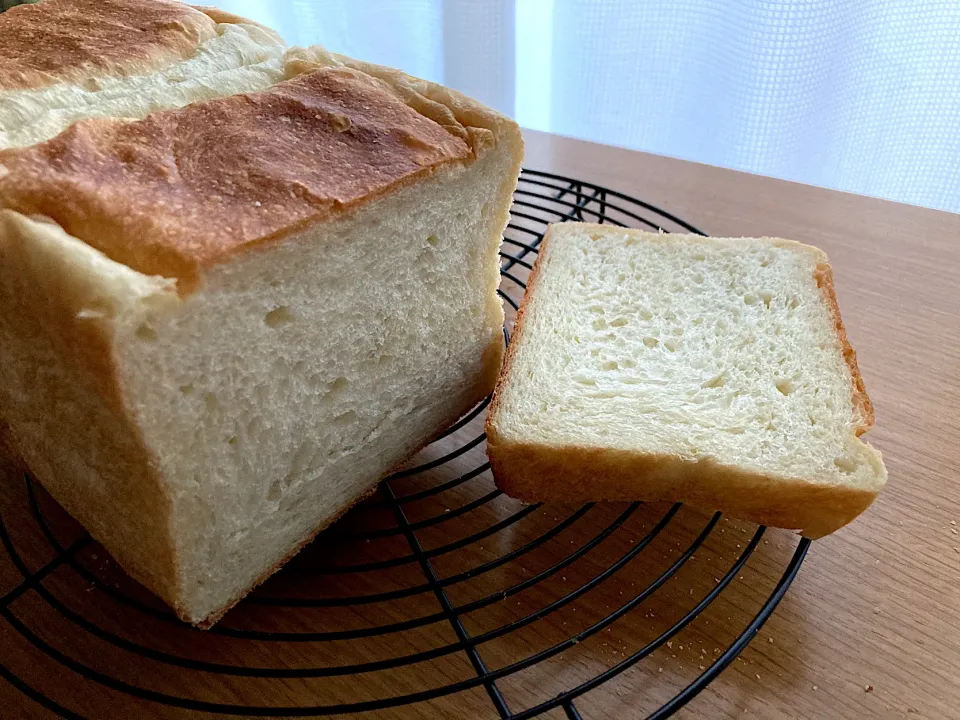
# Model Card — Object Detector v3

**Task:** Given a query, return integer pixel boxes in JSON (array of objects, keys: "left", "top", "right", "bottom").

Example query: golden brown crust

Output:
[
  {"left": 283, "top": 46, "right": 515, "bottom": 154},
  {"left": 190, "top": 5, "right": 283, "bottom": 41},
  {"left": 814, "top": 261, "right": 876, "bottom": 434},
  {"left": 0, "top": 0, "right": 217, "bottom": 91},
  {"left": 487, "top": 440, "right": 879, "bottom": 540},
  {"left": 0, "top": 68, "right": 473, "bottom": 289}
]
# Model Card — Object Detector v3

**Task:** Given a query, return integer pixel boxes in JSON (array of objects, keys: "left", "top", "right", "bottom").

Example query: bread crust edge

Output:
[{"left": 485, "top": 223, "right": 884, "bottom": 540}]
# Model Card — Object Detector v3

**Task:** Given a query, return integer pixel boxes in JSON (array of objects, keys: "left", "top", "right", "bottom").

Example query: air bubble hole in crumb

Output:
[
  {"left": 610, "top": 317, "right": 628, "bottom": 327},
  {"left": 702, "top": 371, "right": 727, "bottom": 389},
  {"left": 136, "top": 324, "right": 158, "bottom": 341},
  {"left": 600, "top": 361, "right": 618, "bottom": 371},
  {"left": 329, "top": 377, "right": 349, "bottom": 392},
  {"left": 333, "top": 410, "right": 357, "bottom": 425},
  {"left": 267, "top": 475, "right": 291, "bottom": 502},
  {"left": 426, "top": 234, "right": 439, "bottom": 247},
  {"left": 834, "top": 456, "right": 856, "bottom": 473},
  {"left": 643, "top": 337, "right": 659, "bottom": 349},
  {"left": 265, "top": 306, "right": 295, "bottom": 328},
  {"left": 179, "top": 384, "right": 194, "bottom": 395},
  {"left": 776, "top": 379, "right": 795, "bottom": 396}
]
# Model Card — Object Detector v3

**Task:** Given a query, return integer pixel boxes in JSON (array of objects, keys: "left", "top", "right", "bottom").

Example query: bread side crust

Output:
[
  {"left": 0, "top": 210, "right": 182, "bottom": 598},
  {"left": 488, "top": 440, "right": 879, "bottom": 539},
  {"left": 813, "top": 261, "right": 875, "bottom": 434},
  {"left": 486, "top": 223, "right": 885, "bottom": 539},
  {"left": 485, "top": 224, "right": 556, "bottom": 438}
]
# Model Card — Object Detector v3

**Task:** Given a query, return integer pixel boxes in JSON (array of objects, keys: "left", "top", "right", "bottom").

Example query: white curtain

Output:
[{"left": 213, "top": 0, "right": 960, "bottom": 213}]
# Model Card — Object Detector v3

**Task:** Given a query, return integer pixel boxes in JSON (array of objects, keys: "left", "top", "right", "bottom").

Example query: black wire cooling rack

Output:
[{"left": 0, "top": 169, "right": 810, "bottom": 719}]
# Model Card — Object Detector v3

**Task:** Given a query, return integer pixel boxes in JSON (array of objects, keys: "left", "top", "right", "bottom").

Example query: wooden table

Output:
[{"left": 1, "top": 130, "right": 957, "bottom": 719}]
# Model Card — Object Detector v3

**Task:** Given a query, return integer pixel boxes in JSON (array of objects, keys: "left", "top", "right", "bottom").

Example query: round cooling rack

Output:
[{"left": 0, "top": 169, "right": 810, "bottom": 719}]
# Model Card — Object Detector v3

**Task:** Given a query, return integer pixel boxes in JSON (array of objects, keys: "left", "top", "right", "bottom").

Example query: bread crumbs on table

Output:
[{"left": 865, "top": 685, "right": 873, "bottom": 693}]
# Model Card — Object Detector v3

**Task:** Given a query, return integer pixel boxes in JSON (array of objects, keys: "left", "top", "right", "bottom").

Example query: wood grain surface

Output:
[{"left": 1, "top": 130, "right": 957, "bottom": 719}]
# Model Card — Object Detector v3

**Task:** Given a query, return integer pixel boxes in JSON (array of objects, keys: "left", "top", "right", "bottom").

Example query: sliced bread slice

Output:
[{"left": 486, "top": 223, "right": 886, "bottom": 539}]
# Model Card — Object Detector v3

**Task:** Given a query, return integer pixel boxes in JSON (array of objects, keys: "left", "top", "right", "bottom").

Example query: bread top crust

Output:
[
  {"left": 0, "top": 0, "right": 219, "bottom": 91},
  {"left": 0, "top": 67, "right": 473, "bottom": 288}
]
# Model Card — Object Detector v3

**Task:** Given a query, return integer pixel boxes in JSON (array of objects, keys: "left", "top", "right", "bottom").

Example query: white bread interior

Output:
[{"left": 487, "top": 224, "right": 886, "bottom": 538}]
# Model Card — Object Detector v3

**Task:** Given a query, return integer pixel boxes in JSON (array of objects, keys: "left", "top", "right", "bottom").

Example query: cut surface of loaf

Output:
[
  {"left": 486, "top": 223, "right": 886, "bottom": 539},
  {"left": 0, "top": 1, "right": 523, "bottom": 624}
]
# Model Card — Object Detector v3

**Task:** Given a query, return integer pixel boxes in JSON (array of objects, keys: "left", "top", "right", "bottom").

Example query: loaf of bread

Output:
[
  {"left": 0, "top": 0, "right": 523, "bottom": 625},
  {"left": 486, "top": 223, "right": 886, "bottom": 539}
]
